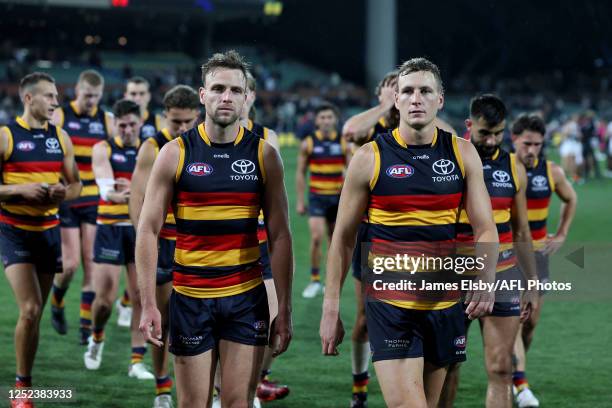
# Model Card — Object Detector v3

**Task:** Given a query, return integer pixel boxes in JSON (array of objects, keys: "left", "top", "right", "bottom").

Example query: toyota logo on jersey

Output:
[
  {"left": 386, "top": 164, "right": 415, "bottom": 178},
  {"left": 231, "top": 159, "right": 256, "bottom": 175},
  {"left": 432, "top": 159, "right": 455, "bottom": 175},
  {"left": 187, "top": 162, "right": 213, "bottom": 176},
  {"left": 493, "top": 170, "right": 511, "bottom": 183}
]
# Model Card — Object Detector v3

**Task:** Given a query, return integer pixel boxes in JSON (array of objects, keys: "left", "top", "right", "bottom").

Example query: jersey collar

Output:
[
  {"left": 16, "top": 116, "right": 48, "bottom": 131},
  {"left": 198, "top": 123, "right": 245, "bottom": 146},
  {"left": 70, "top": 100, "right": 98, "bottom": 117},
  {"left": 392, "top": 127, "right": 438, "bottom": 148}
]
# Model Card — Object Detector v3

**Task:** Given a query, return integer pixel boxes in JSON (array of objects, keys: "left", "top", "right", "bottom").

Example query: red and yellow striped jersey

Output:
[
  {"left": 526, "top": 157, "right": 555, "bottom": 249},
  {"left": 57, "top": 101, "right": 111, "bottom": 208},
  {"left": 305, "top": 130, "right": 347, "bottom": 195},
  {"left": 0, "top": 116, "right": 66, "bottom": 231},
  {"left": 96, "top": 136, "right": 139, "bottom": 225},
  {"left": 457, "top": 148, "right": 519, "bottom": 272},
  {"left": 365, "top": 128, "right": 465, "bottom": 310},
  {"left": 172, "top": 124, "right": 265, "bottom": 298}
]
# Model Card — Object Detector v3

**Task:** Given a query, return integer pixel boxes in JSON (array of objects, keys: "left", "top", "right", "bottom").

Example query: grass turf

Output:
[{"left": 1, "top": 147, "right": 611, "bottom": 407}]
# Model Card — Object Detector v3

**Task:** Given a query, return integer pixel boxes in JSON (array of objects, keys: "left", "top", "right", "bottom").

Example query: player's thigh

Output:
[
  {"left": 174, "top": 349, "right": 216, "bottom": 406},
  {"left": 60, "top": 227, "right": 82, "bottom": 270},
  {"left": 373, "top": 357, "right": 427, "bottom": 408},
  {"left": 5, "top": 263, "right": 44, "bottom": 312},
  {"left": 481, "top": 315, "right": 520, "bottom": 368},
  {"left": 423, "top": 361, "right": 449, "bottom": 407},
  {"left": 80, "top": 222, "right": 98, "bottom": 264},
  {"left": 218, "top": 340, "right": 265, "bottom": 403}
]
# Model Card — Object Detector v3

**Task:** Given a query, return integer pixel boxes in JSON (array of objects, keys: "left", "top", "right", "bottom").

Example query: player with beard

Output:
[
  {"left": 321, "top": 58, "right": 498, "bottom": 408},
  {"left": 1, "top": 72, "right": 81, "bottom": 408},
  {"left": 510, "top": 114, "right": 576, "bottom": 408},
  {"left": 439, "top": 95, "right": 539, "bottom": 408},
  {"left": 130, "top": 85, "right": 201, "bottom": 408},
  {"left": 137, "top": 51, "right": 293, "bottom": 408}
]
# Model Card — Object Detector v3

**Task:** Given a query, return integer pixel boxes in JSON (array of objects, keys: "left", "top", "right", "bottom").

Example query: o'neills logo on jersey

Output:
[
  {"left": 230, "top": 159, "right": 258, "bottom": 181},
  {"left": 531, "top": 175, "right": 548, "bottom": 191},
  {"left": 492, "top": 170, "right": 513, "bottom": 188},
  {"left": 187, "top": 162, "right": 213, "bottom": 176},
  {"left": 431, "top": 159, "right": 459, "bottom": 182},
  {"left": 386, "top": 164, "right": 414, "bottom": 178}
]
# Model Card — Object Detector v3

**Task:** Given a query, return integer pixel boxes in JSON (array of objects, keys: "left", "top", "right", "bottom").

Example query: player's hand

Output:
[
  {"left": 541, "top": 233, "right": 565, "bottom": 255},
  {"left": 464, "top": 283, "right": 495, "bottom": 320},
  {"left": 296, "top": 202, "right": 307, "bottom": 216},
  {"left": 520, "top": 288, "right": 539, "bottom": 323},
  {"left": 320, "top": 308, "right": 345, "bottom": 356},
  {"left": 109, "top": 189, "right": 131, "bottom": 204},
  {"left": 17, "top": 183, "right": 49, "bottom": 202},
  {"left": 139, "top": 305, "right": 163, "bottom": 347},
  {"left": 269, "top": 309, "right": 293, "bottom": 357},
  {"left": 47, "top": 183, "right": 67, "bottom": 203},
  {"left": 378, "top": 77, "right": 397, "bottom": 110},
  {"left": 115, "top": 177, "right": 131, "bottom": 191}
]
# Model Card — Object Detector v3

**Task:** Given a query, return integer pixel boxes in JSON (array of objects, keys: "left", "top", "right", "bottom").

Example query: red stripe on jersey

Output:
[
  {"left": 173, "top": 266, "right": 263, "bottom": 288},
  {"left": 491, "top": 196, "right": 513, "bottom": 210},
  {"left": 114, "top": 171, "right": 132, "bottom": 180},
  {"left": 310, "top": 174, "right": 344, "bottom": 182},
  {"left": 531, "top": 226, "right": 547, "bottom": 240},
  {"left": 2, "top": 161, "right": 63, "bottom": 172},
  {"left": 369, "top": 193, "right": 462, "bottom": 212},
  {"left": 71, "top": 136, "right": 102, "bottom": 147},
  {"left": 527, "top": 197, "right": 550, "bottom": 209},
  {"left": 308, "top": 157, "right": 345, "bottom": 164},
  {"left": 499, "top": 230, "right": 514, "bottom": 243},
  {"left": 0, "top": 214, "right": 59, "bottom": 227}
]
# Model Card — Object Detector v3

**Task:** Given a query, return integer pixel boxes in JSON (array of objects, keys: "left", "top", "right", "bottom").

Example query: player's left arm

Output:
[
  {"left": 261, "top": 141, "right": 294, "bottom": 357},
  {"left": 511, "top": 159, "right": 539, "bottom": 321},
  {"left": 544, "top": 163, "right": 577, "bottom": 255},
  {"left": 55, "top": 128, "right": 82, "bottom": 203},
  {"left": 265, "top": 128, "right": 280, "bottom": 151}
]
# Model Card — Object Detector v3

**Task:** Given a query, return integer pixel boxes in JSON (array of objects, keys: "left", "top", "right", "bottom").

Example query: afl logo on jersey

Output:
[
  {"left": 16, "top": 141, "right": 35, "bottom": 151},
  {"left": 67, "top": 121, "right": 81, "bottom": 130},
  {"left": 187, "top": 162, "right": 213, "bottom": 176},
  {"left": 111, "top": 153, "right": 127, "bottom": 163},
  {"left": 386, "top": 164, "right": 414, "bottom": 178}
]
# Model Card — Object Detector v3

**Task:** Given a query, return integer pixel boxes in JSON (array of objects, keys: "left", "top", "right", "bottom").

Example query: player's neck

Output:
[
  {"left": 398, "top": 120, "right": 436, "bottom": 145},
  {"left": 120, "top": 134, "right": 138, "bottom": 147},
  {"left": 205, "top": 117, "right": 241, "bottom": 144},
  {"left": 20, "top": 111, "right": 48, "bottom": 129}
]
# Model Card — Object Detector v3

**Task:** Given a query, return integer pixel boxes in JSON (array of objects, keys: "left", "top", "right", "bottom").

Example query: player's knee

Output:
[
  {"left": 61, "top": 258, "right": 79, "bottom": 276},
  {"left": 351, "top": 314, "right": 368, "bottom": 341},
  {"left": 311, "top": 233, "right": 323, "bottom": 247},
  {"left": 486, "top": 353, "right": 513, "bottom": 379},
  {"left": 95, "top": 295, "right": 113, "bottom": 314},
  {"left": 20, "top": 301, "right": 43, "bottom": 323}
]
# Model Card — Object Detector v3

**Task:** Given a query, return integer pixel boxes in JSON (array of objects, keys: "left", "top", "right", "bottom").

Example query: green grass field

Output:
[{"left": 1, "top": 147, "right": 612, "bottom": 407}]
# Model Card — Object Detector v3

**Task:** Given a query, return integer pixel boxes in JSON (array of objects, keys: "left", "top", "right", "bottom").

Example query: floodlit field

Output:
[{"left": 1, "top": 147, "right": 611, "bottom": 407}]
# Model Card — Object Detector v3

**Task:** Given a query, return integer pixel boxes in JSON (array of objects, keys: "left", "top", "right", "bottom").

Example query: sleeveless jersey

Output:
[
  {"left": 140, "top": 110, "right": 163, "bottom": 141},
  {"left": 457, "top": 148, "right": 519, "bottom": 272},
  {"left": 246, "top": 119, "right": 271, "bottom": 243},
  {"left": 366, "top": 128, "right": 465, "bottom": 310},
  {"left": 526, "top": 158, "right": 555, "bottom": 249},
  {"left": 148, "top": 128, "right": 177, "bottom": 240},
  {"left": 172, "top": 123, "right": 265, "bottom": 298},
  {"left": 96, "top": 136, "right": 140, "bottom": 225},
  {"left": 0, "top": 116, "right": 66, "bottom": 231},
  {"left": 57, "top": 101, "right": 111, "bottom": 208},
  {"left": 305, "top": 130, "right": 347, "bottom": 195}
]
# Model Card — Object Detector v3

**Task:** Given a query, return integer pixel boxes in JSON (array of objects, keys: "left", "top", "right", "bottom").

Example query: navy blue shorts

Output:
[
  {"left": 259, "top": 242, "right": 272, "bottom": 280},
  {"left": 490, "top": 267, "right": 521, "bottom": 317},
  {"left": 351, "top": 223, "right": 368, "bottom": 281},
  {"left": 156, "top": 238, "right": 175, "bottom": 286},
  {"left": 168, "top": 284, "right": 269, "bottom": 356},
  {"left": 366, "top": 301, "right": 467, "bottom": 366},
  {"left": 59, "top": 203, "right": 97, "bottom": 227},
  {"left": 308, "top": 193, "right": 339, "bottom": 222},
  {"left": 0, "top": 223, "right": 62, "bottom": 274},
  {"left": 93, "top": 224, "right": 136, "bottom": 265}
]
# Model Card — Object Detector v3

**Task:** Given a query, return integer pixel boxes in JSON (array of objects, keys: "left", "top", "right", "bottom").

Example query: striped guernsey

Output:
[
  {"left": 526, "top": 157, "right": 555, "bottom": 249},
  {"left": 305, "top": 130, "right": 347, "bottom": 195},
  {"left": 172, "top": 123, "right": 266, "bottom": 298},
  {"left": 148, "top": 128, "right": 177, "bottom": 240}
]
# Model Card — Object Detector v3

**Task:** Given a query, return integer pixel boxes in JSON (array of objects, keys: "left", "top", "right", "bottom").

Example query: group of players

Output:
[{"left": 1, "top": 50, "right": 576, "bottom": 408}]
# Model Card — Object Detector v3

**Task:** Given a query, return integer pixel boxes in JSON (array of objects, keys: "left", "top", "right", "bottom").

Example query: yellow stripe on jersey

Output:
[
  {"left": 528, "top": 208, "right": 549, "bottom": 221},
  {"left": 174, "top": 278, "right": 263, "bottom": 299},
  {"left": 310, "top": 179, "right": 344, "bottom": 190},
  {"left": 547, "top": 161, "right": 556, "bottom": 192},
  {"left": 370, "top": 142, "right": 381, "bottom": 190},
  {"left": 2, "top": 126, "right": 13, "bottom": 160},
  {"left": 451, "top": 136, "right": 465, "bottom": 177},
  {"left": 81, "top": 185, "right": 99, "bottom": 196},
  {"left": 368, "top": 208, "right": 458, "bottom": 226},
  {"left": 383, "top": 299, "right": 457, "bottom": 311},
  {"left": 309, "top": 163, "right": 345, "bottom": 173},
  {"left": 174, "top": 246, "right": 261, "bottom": 268},
  {"left": 459, "top": 208, "right": 511, "bottom": 224},
  {"left": 258, "top": 138, "right": 266, "bottom": 184},
  {"left": 3, "top": 171, "right": 61, "bottom": 184},
  {"left": 175, "top": 137, "right": 185, "bottom": 182},
  {"left": 176, "top": 205, "right": 259, "bottom": 221},
  {"left": 510, "top": 153, "right": 520, "bottom": 192},
  {"left": 79, "top": 170, "right": 94, "bottom": 181},
  {"left": 73, "top": 145, "right": 93, "bottom": 157},
  {"left": 97, "top": 204, "right": 129, "bottom": 215},
  {"left": 1, "top": 203, "right": 58, "bottom": 217}
]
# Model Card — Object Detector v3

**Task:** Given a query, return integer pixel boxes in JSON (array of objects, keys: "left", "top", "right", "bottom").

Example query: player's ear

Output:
[
  {"left": 198, "top": 87, "right": 206, "bottom": 105},
  {"left": 465, "top": 118, "right": 472, "bottom": 132}
]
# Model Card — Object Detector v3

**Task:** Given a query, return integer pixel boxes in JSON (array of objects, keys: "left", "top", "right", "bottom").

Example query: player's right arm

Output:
[
  {"left": 320, "top": 144, "right": 373, "bottom": 356},
  {"left": 92, "top": 141, "right": 129, "bottom": 204},
  {"left": 129, "top": 140, "right": 156, "bottom": 226},
  {"left": 295, "top": 138, "right": 309, "bottom": 215},
  {"left": 457, "top": 138, "right": 499, "bottom": 319},
  {"left": 543, "top": 163, "right": 577, "bottom": 255},
  {"left": 136, "top": 140, "right": 178, "bottom": 347},
  {"left": 343, "top": 78, "right": 396, "bottom": 145},
  {"left": 0, "top": 126, "right": 47, "bottom": 202}
]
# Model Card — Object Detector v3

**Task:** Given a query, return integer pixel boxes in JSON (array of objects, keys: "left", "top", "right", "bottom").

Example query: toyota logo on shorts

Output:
[
  {"left": 532, "top": 175, "right": 547, "bottom": 187},
  {"left": 231, "top": 159, "right": 256, "bottom": 175},
  {"left": 493, "top": 170, "right": 511, "bottom": 183},
  {"left": 432, "top": 159, "right": 455, "bottom": 175}
]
